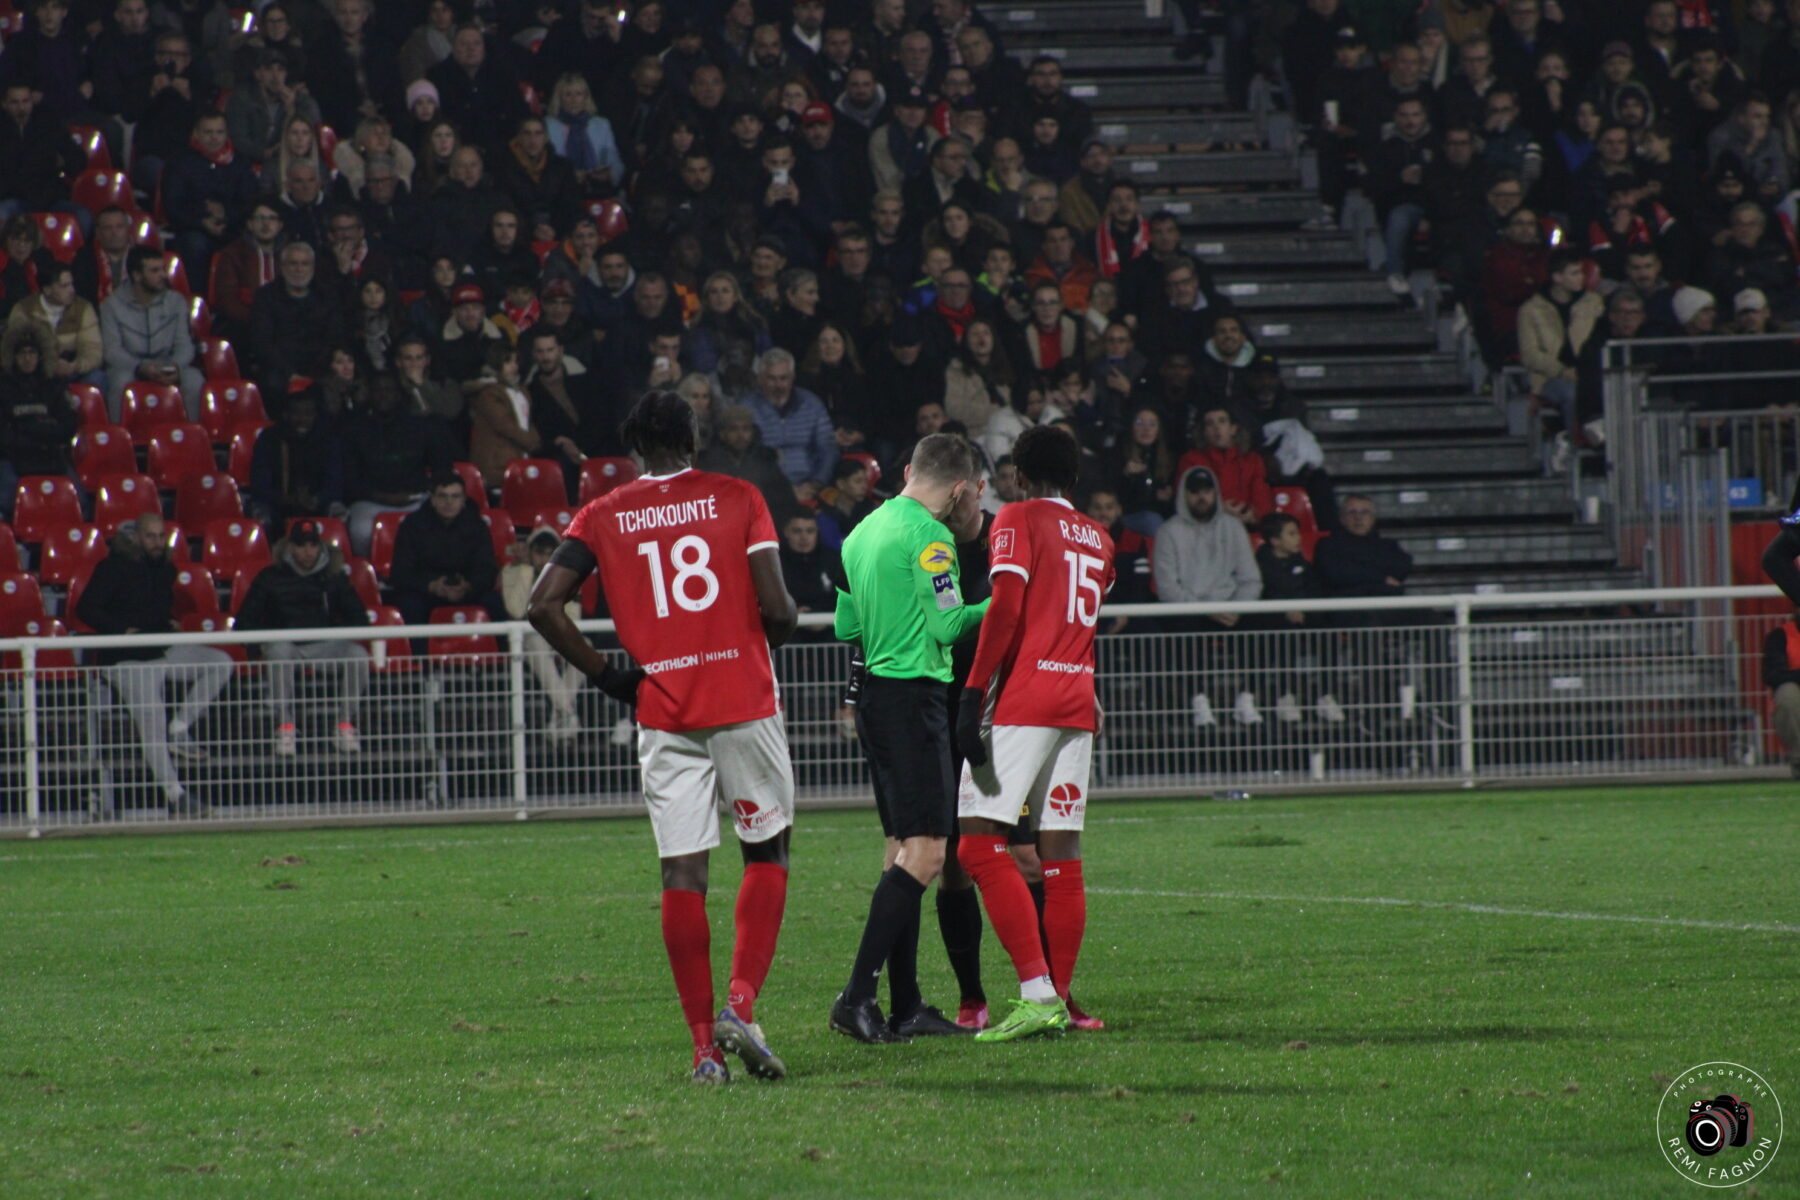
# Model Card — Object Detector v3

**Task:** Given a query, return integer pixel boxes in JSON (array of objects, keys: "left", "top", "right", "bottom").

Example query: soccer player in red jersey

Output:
[
  {"left": 953, "top": 425, "right": 1115, "bottom": 1041},
  {"left": 529, "top": 391, "right": 801, "bottom": 1084}
]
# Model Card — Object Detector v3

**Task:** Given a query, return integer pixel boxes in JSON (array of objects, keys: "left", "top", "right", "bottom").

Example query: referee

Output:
[{"left": 830, "top": 434, "right": 991, "bottom": 1043}]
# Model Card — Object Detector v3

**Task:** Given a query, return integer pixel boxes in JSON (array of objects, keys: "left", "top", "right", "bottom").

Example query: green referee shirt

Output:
[{"left": 835, "top": 496, "right": 990, "bottom": 682}]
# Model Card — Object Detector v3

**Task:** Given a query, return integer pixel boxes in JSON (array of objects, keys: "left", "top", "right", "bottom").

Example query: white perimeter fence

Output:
[{"left": 2, "top": 588, "right": 1794, "bottom": 835}]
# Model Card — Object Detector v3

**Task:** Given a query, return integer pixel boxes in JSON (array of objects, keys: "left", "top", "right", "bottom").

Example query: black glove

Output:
[
  {"left": 593, "top": 663, "right": 645, "bottom": 704},
  {"left": 955, "top": 687, "right": 987, "bottom": 767}
]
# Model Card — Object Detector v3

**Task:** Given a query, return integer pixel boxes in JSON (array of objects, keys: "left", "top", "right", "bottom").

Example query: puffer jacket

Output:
[
  {"left": 235, "top": 541, "right": 370, "bottom": 634},
  {"left": 0, "top": 320, "right": 77, "bottom": 474}
]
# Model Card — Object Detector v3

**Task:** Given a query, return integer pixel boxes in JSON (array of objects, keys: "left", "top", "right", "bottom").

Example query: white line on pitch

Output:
[{"left": 1091, "top": 888, "right": 1800, "bottom": 934}]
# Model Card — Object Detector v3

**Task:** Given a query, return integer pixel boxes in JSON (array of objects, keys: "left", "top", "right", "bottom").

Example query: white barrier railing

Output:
[{"left": 2, "top": 585, "right": 1792, "bottom": 835}]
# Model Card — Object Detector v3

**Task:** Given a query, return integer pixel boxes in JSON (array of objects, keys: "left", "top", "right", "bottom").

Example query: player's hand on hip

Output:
[
  {"left": 956, "top": 689, "right": 988, "bottom": 768},
  {"left": 592, "top": 663, "right": 646, "bottom": 704}
]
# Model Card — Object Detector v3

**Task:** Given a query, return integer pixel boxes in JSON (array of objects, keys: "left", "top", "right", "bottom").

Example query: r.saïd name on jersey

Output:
[
  {"left": 614, "top": 495, "right": 719, "bottom": 533},
  {"left": 1059, "top": 519, "right": 1104, "bottom": 551}
]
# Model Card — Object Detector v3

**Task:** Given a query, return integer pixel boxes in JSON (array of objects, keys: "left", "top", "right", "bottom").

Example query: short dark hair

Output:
[
  {"left": 527, "top": 325, "right": 563, "bottom": 348},
  {"left": 1011, "top": 424, "right": 1081, "bottom": 495},
  {"left": 908, "top": 432, "right": 980, "bottom": 485},
  {"left": 431, "top": 471, "right": 465, "bottom": 495},
  {"left": 1257, "top": 511, "right": 1298, "bottom": 541},
  {"left": 620, "top": 389, "right": 698, "bottom": 458},
  {"left": 1547, "top": 248, "right": 1583, "bottom": 274},
  {"left": 125, "top": 244, "right": 164, "bottom": 275}
]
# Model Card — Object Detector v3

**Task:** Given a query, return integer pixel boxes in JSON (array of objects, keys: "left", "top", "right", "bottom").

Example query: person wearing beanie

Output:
[
  {"left": 1518, "top": 249, "right": 1604, "bottom": 433},
  {"left": 1671, "top": 284, "right": 1716, "bottom": 334}
]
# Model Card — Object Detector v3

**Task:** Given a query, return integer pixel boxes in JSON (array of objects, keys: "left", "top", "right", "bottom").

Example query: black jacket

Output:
[
  {"left": 390, "top": 502, "right": 496, "bottom": 598},
  {"left": 236, "top": 545, "right": 369, "bottom": 635},
  {"left": 249, "top": 280, "right": 346, "bottom": 386},
  {"left": 1257, "top": 543, "right": 1322, "bottom": 603},
  {"left": 76, "top": 535, "right": 177, "bottom": 664},
  {"left": 1315, "top": 528, "right": 1412, "bottom": 606},
  {"left": 0, "top": 108, "right": 83, "bottom": 209},
  {"left": 0, "top": 324, "right": 77, "bottom": 474},
  {"left": 343, "top": 408, "right": 448, "bottom": 502},
  {"left": 780, "top": 541, "right": 844, "bottom": 615}
]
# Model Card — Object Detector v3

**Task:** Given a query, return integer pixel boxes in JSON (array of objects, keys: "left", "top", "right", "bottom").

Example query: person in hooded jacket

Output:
[
  {"left": 0, "top": 321, "right": 78, "bottom": 518},
  {"left": 234, "top": 517, "right": 371, "bottom": 756},
  {"left": 1151, "top": 465, "right": 1265, "bottom": 729}
]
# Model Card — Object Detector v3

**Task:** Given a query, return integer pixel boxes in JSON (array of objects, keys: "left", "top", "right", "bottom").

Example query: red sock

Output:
[
  {"left": 1041, "top": 859, "right": 1086, "bottom": 999},
  {"left": 726, "top": 862, "right": 788, "bottom": 1021},
  {"left": 660, "top": 888, "right": 714, "bottom": 1049},
  {"left": 957, "top": 836, "right": 1050, "bottom": 982}
]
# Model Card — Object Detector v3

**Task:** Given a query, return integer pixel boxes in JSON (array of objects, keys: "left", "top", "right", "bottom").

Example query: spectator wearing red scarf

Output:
[
  {"left": 164, "top": 112, "right": 260, "bottom": 284},
  {"left": 1088, "top": 181, "right": 1152, "bottom": 279}
]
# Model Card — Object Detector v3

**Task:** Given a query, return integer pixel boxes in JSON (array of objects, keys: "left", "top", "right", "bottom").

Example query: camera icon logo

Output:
[{"left": 1658, "top": 1062, "right": 1783, "bottom": 1188}]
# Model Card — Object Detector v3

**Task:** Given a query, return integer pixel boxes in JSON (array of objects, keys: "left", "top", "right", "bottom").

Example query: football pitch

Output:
[{"left": 2, "top": 784, "right": 1794, "bottom": 1199}]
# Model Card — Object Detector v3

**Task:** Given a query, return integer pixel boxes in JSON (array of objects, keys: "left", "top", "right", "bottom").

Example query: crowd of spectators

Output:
[{"left": 1285, "top": 0, "right": 1800, "bottom": 440}]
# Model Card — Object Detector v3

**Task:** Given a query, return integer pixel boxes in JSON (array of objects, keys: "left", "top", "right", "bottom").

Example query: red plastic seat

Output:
[
  {"left": 500, "top": 458, "right": 566, "bottom": 519},
  {"left": 196, "top": 337, "right": 239, "bottom": 381},
  {"left": 120, "top": 382, "right": 185, "bottom": 445},
  {"left": 199, "top": 379, "right": 265, "bottom": 443},
  {"left": 36, "top": 522, "right": 106, "bottom": 587},
  {"left": 584, "top": 198, "right": 629, "bottom": 242},
  {"left": 0, "top": 572, "right": 47, "bottom": 626},
  {"left": 11, "top": 475, "right": 83, "bottom": 543},
  {"left": 69, "top": 124, "right": 111, "bottom": 170},
  {"left": 226, "top": 421, "right": 272, "bottom": 484},
  {"left": 345, "top": 556, "right": 381, "bottom": 609},
  {"left": 481, "top": 509, "right": 518, "bottom": 564},
  {"left": 70, "top": 168, "right": 138, "bottom": 216},
  {"left": 174, "top": 472, "right": 243, "bottom": 526},
  {"left": 0, "top": 522, "right": 17, "bottom": 571},
  {"left": 186, "top": 293, "right": 209, "bottom": 333},
  {"left": 578, "top": 455, "right": 640, "bottom": 503},
  {"left": 227, "top": 564, "right": 261, "bottom": 614},
  {"left": 520, "top": 81, "right": 543, "bottom": 116},
  {"left": 91, "top": 472, "right": 160, "bottom": 536},
  {"left": 426, "top": 605, "right": 499, "bottom": 662},
  {"left": 842, "top": 450, "right": 882, "bottom": 490},
  {"left": 29, "top": 212, "right": 83, "bottom": 264},
  {"left": 177, "top": 611, "right": 249, "bottom": 663},
  {"left": 520, "top": 506, "right": 575, "bottom": 534},
  {"left": 0, "top": 615, "right": 80, "bottom": 676},
  {"left": 70, "top": 382, "right": 109, "bottom": 429},
  {"left": 368, "top": 510, "right": 407, "bottom": 579},
  {"left": 145, "top": 422, "right": 216, "bottom": 489},
  {"left": 171, "top": 563, "right": 220, "bottom": 617},
  {"left": 364, "top": 605, "right": 419, "bottom": 673},
  {"left": 316, "top": 124, "right": 338, "bottom": 170},
  {"left": 165, "top": 253, "right": 194, "bottom": 299},
  {"left": 200, "top": 516, "right": 270, "bottom": 575},
  {"left": 1271, "top": 488, "right": 1321, "bottom": 556},
  {"left": 451, "top": 460, "right": 490, "bottom": 509},
  {"left": 130, "top": 212, "right": 161, "bottom": 247},
  {"left": 72, "top": 425, "right": 136, "bottom": 491}
]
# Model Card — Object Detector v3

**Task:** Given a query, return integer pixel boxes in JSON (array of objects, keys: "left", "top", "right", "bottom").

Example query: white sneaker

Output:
[
  {"left": 1449, "top": 303, "right": 1471, "bottom": 337},
  {"left": 167, "top": 718, "right": 207, "bottom": 760},
  {"left": 1399, "top": 684, "right": 1418, "bottom": 721},
  {"left": 1549, "top": 430, "right": 1573, "bottom": 473},
  {"left": 335, "top": 723, "right": 362, "bottom": 754},
  {"left": 1317, "top": 694, "right": 1346, "bottom": 723},
  {"left": 274, "top": 724, "right": 298, "bottom": 756},
  {"left": 1276, "top": 692, "right": 1302, "bottom": 723},
  {"left": 610, "top": 716, "right": 635, "bottom": 747},
  {"left": 1191, "top": 693, "right": 1217, "bottom": 727},
  {"left": 1300, "top": 207, "right": 1337, "bottom": 231},
  {"left": 1386, "top": 272, "right": 1412, "bottom": 296},
  {"left": 1233, "top": 691, "right": 1262, "bottom": 725}
]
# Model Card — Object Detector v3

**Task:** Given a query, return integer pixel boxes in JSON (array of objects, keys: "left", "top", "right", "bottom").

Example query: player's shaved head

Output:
[
  {"left": 908, "top": 433, "right": 981, "bottom": 486},
  {"left": 621, "top": 389, "right": 699, "bottom": 460},
  {"left": 1010, "top": 425, "right": 1081, "bottom": 496}
]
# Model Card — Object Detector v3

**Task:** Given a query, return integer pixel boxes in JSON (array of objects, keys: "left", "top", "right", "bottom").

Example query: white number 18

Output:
[{"left": 638, "top": 535, "right": 720, "bottom": 617}]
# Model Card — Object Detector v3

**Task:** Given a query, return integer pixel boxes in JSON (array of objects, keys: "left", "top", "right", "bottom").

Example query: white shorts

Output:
[
  {"left": 958, "top": 725, "right": 1093, "bottom": 832},
  {"left": 638, "top": 713, "right": 795, "bottom": 857}
]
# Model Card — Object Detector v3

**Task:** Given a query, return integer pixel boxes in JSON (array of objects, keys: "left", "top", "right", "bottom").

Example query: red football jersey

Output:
[
  {"left": 564, "top": 468, "right": 780, "bottom": 733},
  {"left": 987, "top": 497, "right": 1115, "bottom": 730}
]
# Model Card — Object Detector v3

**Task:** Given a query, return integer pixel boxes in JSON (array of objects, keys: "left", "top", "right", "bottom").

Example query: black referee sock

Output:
[
  {"left": 845, "top": 866, "right": 927, "bottom": 1005},
  {"left": 1029, "top": 879, "right": 1049, "bottom": 962},
  {"left": 888, "top": 888, "right": 923, "bottom": 1019},
  {"left": 936, "top": 885, "right": 986, "bottom": 1004}
]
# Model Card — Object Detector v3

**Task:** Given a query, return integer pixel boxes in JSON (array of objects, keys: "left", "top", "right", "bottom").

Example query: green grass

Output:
[{"left": 1, "top": 785, "right": 1796, "bottom": 1199}]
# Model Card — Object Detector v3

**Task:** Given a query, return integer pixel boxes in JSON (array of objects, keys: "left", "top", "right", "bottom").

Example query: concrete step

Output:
[
  {"left": 1249, "top": 310, "right": 1435, "bottom": 352},
  {"left": 1098, "top": 113, "right": 1263, "bottom": 148},
  {"left": 1467, "top": 618, "right": 1699, "bottom": 662},
  {"left": 1354, "top": 477, "right": 1575, "bottom": 523},
  {"left": 1396, "top": 524, "right": 1615, "bottom": 570},
  {"left": 989, "top": 2, "right": 1175, "bottom": 36},
  {"left": 1308, "top": 395, "right": 1506, "bottom": 437},
  {"left": 1324, "top": 437, "right": 1536, "bottom": 478},
  {"left": 1147, "top": 190, "right": 1321, "bottom": 229},
  {"left": 1119, "top": 150, "right": 1298, "bottom": 188},
  {"left": 1408, "top": 566, "right": 1643, "bottom": 597},
  {"left": 1065, "top": 73, "right": 1225, "bottom": 109},
  {"left": 1217, "top": 274, "right": 1395, "bottom": 310},
  {"left": 1280, "top": 353, "right": 1466, "bottom": 393},
  {"left": 1189, "top": 231, "right": 1363, "bottom": 269},
  {"left": 1040, "top": 43, "right": 1196, "bottom": 72}
]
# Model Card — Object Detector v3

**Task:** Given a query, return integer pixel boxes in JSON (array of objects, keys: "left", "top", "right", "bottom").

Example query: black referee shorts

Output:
[{"left": 856, "top": 674, "right": 956, "bottom": 840}]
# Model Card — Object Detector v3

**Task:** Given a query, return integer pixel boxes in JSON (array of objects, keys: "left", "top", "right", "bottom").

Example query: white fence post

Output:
[
  {"left": 1455, "top": 601, "right": 1475, "bottom": 787},
  {"left": 507, "top": 627, "right": 528, "bottom": 815},
  {"left": 22, "top": 643, "right": 41, "bottom": 837}
]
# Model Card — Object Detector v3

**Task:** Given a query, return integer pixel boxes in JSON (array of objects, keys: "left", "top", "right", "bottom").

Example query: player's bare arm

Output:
[
  {"left": 749, "top": 546, "right": 798, "bottom": 647},
  {"left": 527, "top": 540, "right": 644, "bottom": 702}
]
